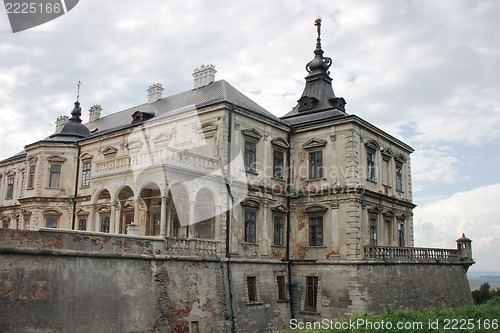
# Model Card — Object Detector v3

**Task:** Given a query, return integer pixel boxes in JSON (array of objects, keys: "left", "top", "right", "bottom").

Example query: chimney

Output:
[
  {"left": 89, "top": 104, "right": 102, "bottom": 122},
  {"left": 193, "top": 64, "right": 216, "bottom": 89},
  {"left": 147, "top": 83, "right": 164, "bottom": 104},
  {"left": 55, "top": 115, "right": 69, "bottom": 133}
]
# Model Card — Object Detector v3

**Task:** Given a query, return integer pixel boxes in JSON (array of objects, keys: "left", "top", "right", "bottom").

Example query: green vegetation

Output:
[
  {"left": 473, "top": 282, "right": 500, "bottom": 305},
  {"left": 290, "top": 297, "right": 500, "bottom": 332}
]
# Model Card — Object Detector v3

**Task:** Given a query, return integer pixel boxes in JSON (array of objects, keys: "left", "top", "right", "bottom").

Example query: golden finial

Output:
[
  {"left": 315, "top": 16, "right": 322, "bottom": 24},
  {"left": 77, "top": 81, "right": 81, "bottom": 101}
]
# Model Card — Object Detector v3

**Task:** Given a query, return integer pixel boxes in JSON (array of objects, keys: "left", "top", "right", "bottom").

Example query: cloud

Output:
[
  {"left": 414, "top": 183, "right": 500, "bottom": 271},
  {"left": 411, "top": 147, "right": 461, "bottom": 192}
]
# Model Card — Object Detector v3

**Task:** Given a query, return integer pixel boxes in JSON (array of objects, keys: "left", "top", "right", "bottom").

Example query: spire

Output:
[
  {"left": 52, "top": 82, "right": 91, "bottom": 139},
  {"left": 281, "top": 17, "right": 347, "bottom": 124}
]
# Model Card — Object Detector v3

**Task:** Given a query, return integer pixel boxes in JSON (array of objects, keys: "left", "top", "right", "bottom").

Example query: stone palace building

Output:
[{"left": 0, "top": 18, "right": 473, "bottom": 333}]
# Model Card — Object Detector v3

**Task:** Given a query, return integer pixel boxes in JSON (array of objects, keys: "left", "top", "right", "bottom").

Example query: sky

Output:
[{"left": 0, "top": 0, "right": 499, "bottom": 272}]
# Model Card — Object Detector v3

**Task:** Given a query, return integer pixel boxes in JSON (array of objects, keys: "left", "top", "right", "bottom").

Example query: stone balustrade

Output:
[
  {"left": 164, "top": 236, "right": 222, "bottom": 256},
  {"left": 364, "top": 245, "right": 460, "bottom": 263}
]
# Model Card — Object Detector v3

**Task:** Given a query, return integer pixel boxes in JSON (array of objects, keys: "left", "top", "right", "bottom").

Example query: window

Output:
[
  {"left": 81, "top": 162, "right": 91, "bottom": 187},
  {"left": 273, "top": 215, "right": 284, "bottom": 246},
  {"left": 28, "top": 165, "right": 36, "bottom": 189},
  {"left": 244, "top": 210, "right": 256, "bottom": 243},
  {"left": 49, "top": 164, "right": 61, "bottom": 188},
  {"left": 277, "top": 275, "right": 286, "bottom": 300},
  {"left": 247, "top": 276, "right": 257, "bottom": 302},
  {"left": 78, "top": 218, "right": 87, "bottom": 231},
  {"left": 367, "top": 150, "right": 375, "bottom": 181},
  {"left": 369, "top": 213, "right": 378, "bottom": 246},
  {"left": 305, "top": 276, "right": 318, "bottom": 311},
  {"left": 46, "top": 218, "right": 57, "bottom": 228},
  {"left": 309, "top": 150, "right": 323, "bottom": 179},
  {"left": 396, "top": 163, "right": 403, "bottom": 191},
  {"left": 2, "top": 220, "right": 9, "bottom": 229},
  {"left": 398, "top": 219, "right": 405, "bottom": 247},
  {"left": 309, "top": 217, "right": 323, "bottom": 246},
  {"left": 6, "top": 177, "right": 14, "bottom": 199},
  {"left": 244, "top": 140, "right": 256, "bottom": 172},
  {"left": 100, "top": 216, "right": 110, "bottom": 233},
  {"left": 273, "top": 149, "right": 284, "bottom": 179}
]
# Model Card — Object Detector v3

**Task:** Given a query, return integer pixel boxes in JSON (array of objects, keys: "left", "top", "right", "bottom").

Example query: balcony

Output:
[{"left": 364, "top": 245, "right": 461, "bottom": 263}]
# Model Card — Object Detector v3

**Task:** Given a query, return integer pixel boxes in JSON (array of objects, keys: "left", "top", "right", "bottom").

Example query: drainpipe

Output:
[
  {"left": 286, "top": 128, "right": 294, "bottom": 320},
  {"left": 224, "top": 104, "right": 236, "bottom": 332},
  {"left": 71, "top": 144, "right": 81, "bottom": 230}
]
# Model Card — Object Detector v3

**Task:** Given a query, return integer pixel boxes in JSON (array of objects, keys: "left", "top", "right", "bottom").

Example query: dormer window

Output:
[
  {"left": 131, "top": 111, "right": 155, "bottom": 124},
  {"left": 297, "top": 96, "right": 319, "bottom": 112}
]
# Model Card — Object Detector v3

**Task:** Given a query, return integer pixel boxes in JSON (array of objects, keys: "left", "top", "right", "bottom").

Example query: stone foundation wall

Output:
[{"left": 0, "top": 229, "right": 473, "bottom": 332}]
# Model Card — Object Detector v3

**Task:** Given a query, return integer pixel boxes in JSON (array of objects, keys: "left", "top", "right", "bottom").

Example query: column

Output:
[
  {"left": 89, "top": 204, "right": 96, "bottom": 232},
  {"left": 110, "top": 202, "right": 117, "bottom": 234},
  {"left": 114, "top": 206, "right": 121, "bottom": 234},
  {"left": 134, "top": 200, "right": 140, "bottom": 226},
  {"left": 187, "top": 200, "right": 195, "bottom": 238},
  {"left": 166, "top": 202, "right": 172, "bottom": 237},
  {"left": 160, "top": 196, "right": 167, "bottom": 236}
]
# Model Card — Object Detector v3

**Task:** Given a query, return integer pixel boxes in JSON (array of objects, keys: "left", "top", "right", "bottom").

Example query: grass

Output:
[{"left": 289, "top": 297, "right": 500, "bottom": 332}]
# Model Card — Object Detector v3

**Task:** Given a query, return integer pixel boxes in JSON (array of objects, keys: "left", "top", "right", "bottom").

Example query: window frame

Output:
[
  {"left": 27, "top": 164, "right": 36, "bottom": 189},
  {"left": 48, "top": 164, "right": 62, "bottom": 188},
  {"left": 395, "top": 163, "right": 403, "bottom": 191},
  {"left": 273, "top": 214, "right": 284, "bottom": 246},
  {"left": 244, "top": 209, "right": 257, "bottom": 243},
  {"left": 246, "top": 276, "right": 258, "bottom": 303},
  {"left": 369, "top": 213, "right": 378, "bottom": 246},
  {"left": 308, "top": 150, "right": 323, "bottom": 180},
  {"left": 305, "top": 276, "right": 319, "bottom": 311},
  {"left": 277, "top": 275, "right": 287, "bottom": 301},
  {"left": 46, "top": 217, "right": 58, "bottom": 228},
  {"left": 100, "top": 215, "right": 110, "bottom": 233},
  {"left": 6, "top": 177, "right": 14, "bottom": 200},
  {"left": 78, "top": 217, "right": 87, "bottom": 231},
  {"left": 273, "top": 149, "right": 285, "bottom": 179},
  {"left": 81, "top": 161, "right": 91, "bottom": 187},
  {"left": 244, "top": 140, "right": 257, "bottom": 172},
  {"left": 308, "top": 216, "right": 324, "bottom": 246},
  {"left": 398, "top": 219, "right": 405, "bottom": 247},
  {"left": 367, "top": 149, "right": 376, "bottom": 181}
]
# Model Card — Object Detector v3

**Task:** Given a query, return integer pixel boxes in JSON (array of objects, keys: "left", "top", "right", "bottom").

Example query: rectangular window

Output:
[
  {"left": 46, "top": 218, "right": 57, "bottom": 228},
  {"left": 398, "top": 219, "right": 405, "bottom": 247},
  {"left": 369, "top": 213, "right": 378, "bottom": 246},
  {"left": 396, "top": 164, "right": 403, "bottom": 191},
  {"left": 244, "top": 140, "right": 256, "bottom": 172},
  {"left": 100, "top": 216, "right": 110, "bottom": 233},
  {"left": 2, "top": 221, "right": 9, "bottom": 229},
  {"left": 308, "top": 150, "right": 323, "bottom": 179},
  {"left": 367, "top": 151, "right": 375, "bottom": 181},
  {"left": 49, "top": 164, "right": 61, "bottom": 188},
  {"left": 277, "top": 275, "right": 286, "bottom": 300},
  {"left": 273, "top": 149, "right": 284, "bottom": 179},
  {"left": 244, "top": 210, "right": 256, "bottom": 243},
  {"left": 78, "top": 218, "right": 87, "bottom": 231},
  {"left": 247, "top": 276, "right": 257, "bottom": 302},
  {"left": 305, "top": 276, "right": 318, "bottom": 311},
  {"left": 28, "top": 165, "right": 36, "bottom": 188},
  {"left": 273, "top": 215, "right": 284, "bottom": 246},
  {"left": 309, "top": 217, "right": 323, "bottom": 246},
  {"left": 6, "top": 177, "right": 14, "bottom": 200},
  {"left": 81, "top": 162, "right": 91, "bottom": 187}
]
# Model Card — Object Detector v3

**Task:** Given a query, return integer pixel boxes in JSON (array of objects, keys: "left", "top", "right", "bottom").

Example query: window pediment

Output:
[
  {"left": 43, "top": 208, "right": 61, "bottom": 216},
  {"left": 152, "top": 133, "right": 172, "bottom": 145},
  {"left": 302, "top": 138, "right": 327, "bottom": 150},
  {"left": 365, "top": 139, "right": 380, "bottom": 151},
  {"left": 271, "top": 204, "right": 288, "bottom": 213},
  {"left": 101, "top": 146, "right": 118, "bottom": 156},
  {"left": 383, "top": 209, "right": 395, "bottom": 219},
  {"left": 304, "top": 204, "right": 328, "bottom": 214},
  {"left": 46, "top": 154, "right": 66, "bottom": 163},
  {"left": 27, "top": 156, "right": 38, "bottom": 164},
  {"left": 367, "top": 206, "right": 382, "bottom": 213},
  {"left": 395, "top": 154, "right": 406, "bottom": 164},
  {"left": 76, "top": 209, "right": 88, "bottom": 216},
  {"left": 271, "top": 137, "right": 289, "bottom": 149},
  {"left": 125, "top": 140, "right": 143, "bottom": 151},
  {"left": 381, "top": 148, "right": 395, "bottom": 159},
  {"left": 80, "top": 153, "right": 94, "bottom": 161},
  {"left": 6, "top": 170, "right": 16, "bottom": 177},
  {"left": 198, "top": 123, "right": 218, "bottom": 136},
  {"left": 242, "top": 128, "right": 262, "bottom": 141},
  {"left": 241, "top": 198, "right": 261, "bottom": 209},
  {"left": 97, "top": 206, "right": 111, "bottom": 213}
]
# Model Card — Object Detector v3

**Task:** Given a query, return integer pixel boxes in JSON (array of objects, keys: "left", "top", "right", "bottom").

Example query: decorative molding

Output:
[
  {"left": 381, "top": 148, "right": 395, "bottom": 159},
  {"left": 125, "top": 140, "right": 143, "bottom": 151},
  {"left": 302, "top": 138, "right": 327, "bottom": 150},
  {"left": 43, "top": 208, "right": 61, "bottom": 216},
  {"left": 383, "top": 209, "right": 395, "bottom": 219},
  {"left": 241, "top": 128, "right": 263, "bottom": 141},
  {"left": 271, "top": 137, "right": 289, "bottom": 149},
  {"left": 330, "top": 134, "right": 336, "bottom": 142},
  {"left": 6, "top": 170, "right": 16, "bottom": 177},
  {"left": 241, "top": 198, "right": 261, "bottom": 209},
  {"left": 27, "top": 156, "right": 38, "bottom": 164},
  {"left": 271, "top": 204, "right": 288, "bottom": 213},
  {"left": 367, "top": 205, "right": 382, "bottom": 213},
  {"left": 365, "top": 139, "right": 380, "bottom": 151},
  {"left": 46, "top": 154, "right": 67, "bottom": 163},
  {"left": 304, "top": 204, "right": 328, "bottom": 214},
  {"left": 198, "top": 123, "right": 218, "bottom": 136},
  {"left": 80, "top": 153, "right": 94, "bottom": 161},
  {"left": 101, "top": 146, "right": 118, "bottom": 157},
  {"left": 395, "top": 154, "right": 406, "bottom": 164},
  {"left": 152, "top": 133, "right": 172, "bottom": 145}
]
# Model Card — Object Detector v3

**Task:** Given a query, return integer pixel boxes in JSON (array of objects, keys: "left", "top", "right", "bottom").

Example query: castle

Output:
[{"left": 0, "top": 18, "right": 474, "bottom": 332}]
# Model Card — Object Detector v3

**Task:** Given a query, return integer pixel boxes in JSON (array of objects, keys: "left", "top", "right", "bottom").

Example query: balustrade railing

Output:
[
  {"left": 165, "top": 237, "right": 222, "bottom": 256},
  {"left": 364, "top": 245, "right": 460, "bottom": 262}
]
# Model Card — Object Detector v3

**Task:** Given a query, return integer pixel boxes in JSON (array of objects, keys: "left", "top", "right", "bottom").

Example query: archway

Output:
[
  {"left": 167, "top": 183, "right": 190, "bottom": 238},
  {"left": 117, "top": 186, "right": 135, "bottom": 234},
  {"left": 96, "top": 189, "right": 111, "bottom": 233},
  {"left": 194, "top": 188, "right": 216, "bottom": 239},
  {"left": 139, "top": 183, "right": 161, "bottom": 236}
]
